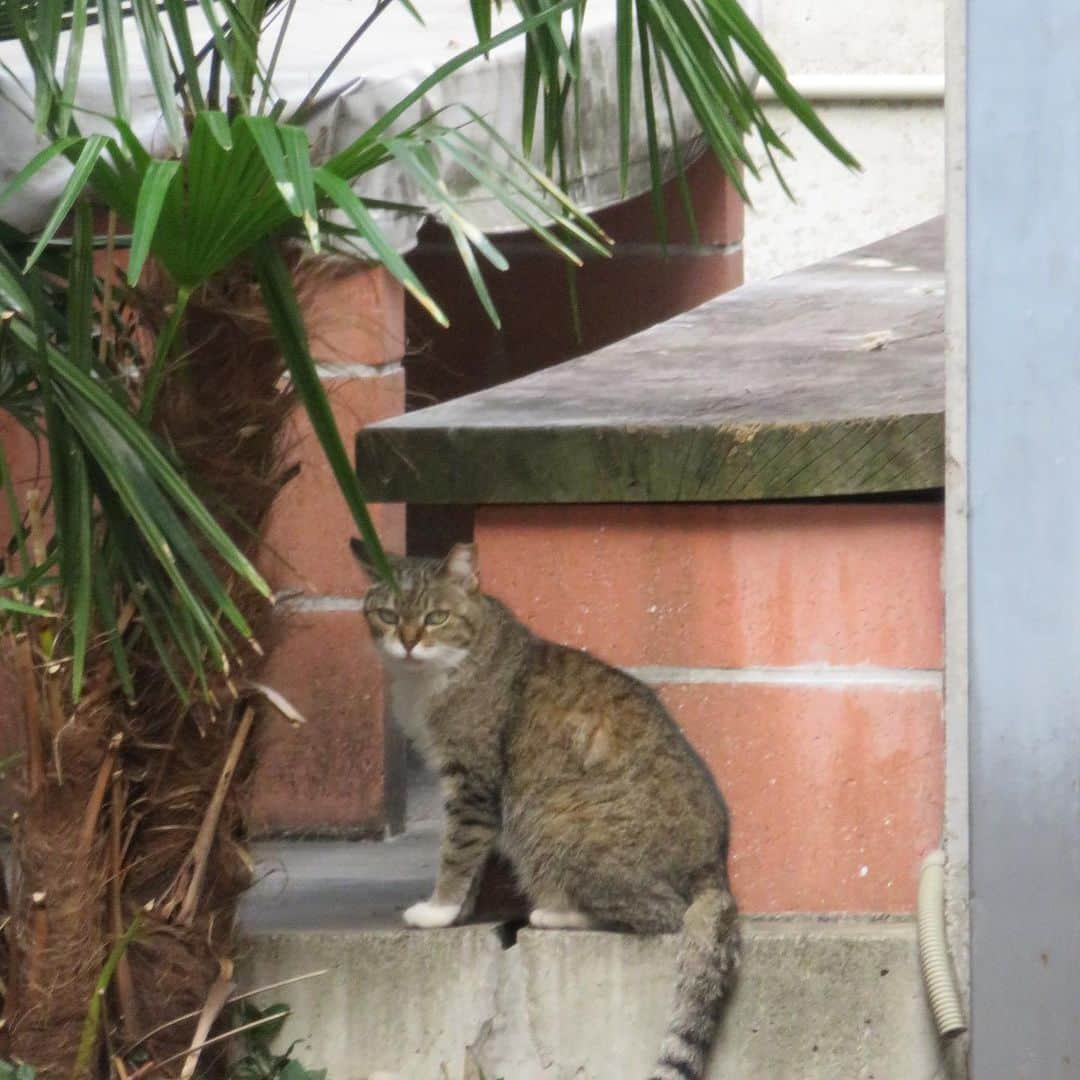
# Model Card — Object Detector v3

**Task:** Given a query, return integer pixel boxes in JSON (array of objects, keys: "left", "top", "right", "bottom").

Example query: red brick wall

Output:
[
  {"left": 476, "top": 501, "right": 945, "bottom": 913},
  {"left": 251, "top": 266, "right": 406, "bottom": 836}
]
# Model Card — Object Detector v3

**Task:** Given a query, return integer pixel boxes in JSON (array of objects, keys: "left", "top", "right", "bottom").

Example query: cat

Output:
[{"left": 352, "top": 539, "right": 740, "bottom": 1080}]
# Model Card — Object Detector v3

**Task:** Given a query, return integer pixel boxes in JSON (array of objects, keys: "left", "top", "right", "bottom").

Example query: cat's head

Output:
[{"left": 351, "top": 539, "right": 481, "bottom": 671}]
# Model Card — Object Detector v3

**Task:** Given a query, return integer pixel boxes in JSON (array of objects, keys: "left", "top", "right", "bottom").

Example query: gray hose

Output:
[{"left": 916, "top": 850, "right": 967, "bottom": 1038}]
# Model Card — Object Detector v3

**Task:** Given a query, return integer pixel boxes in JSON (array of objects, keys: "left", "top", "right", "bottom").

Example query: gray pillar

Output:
[{"left": 968, "top": 3, "right": 1080, "bottom": 1075}]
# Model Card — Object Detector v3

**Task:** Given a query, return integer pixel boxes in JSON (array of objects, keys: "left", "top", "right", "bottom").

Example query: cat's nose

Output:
[{"left": 399, "top": 627, "right": 422, "bottom": 652}]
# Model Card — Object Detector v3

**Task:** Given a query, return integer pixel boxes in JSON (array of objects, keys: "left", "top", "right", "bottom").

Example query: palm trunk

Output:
[{"left": 2, "top": 254, "right": 328, "bottom": 1076}]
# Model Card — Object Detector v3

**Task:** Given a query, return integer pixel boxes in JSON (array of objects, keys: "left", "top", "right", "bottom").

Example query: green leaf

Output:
[
  {"left": 98, "top": 0, "right": 130, "bottom": 125},
  {"left": 470, "top": 0, "right": 492, "bottom": 46},
  {"left": 244, "top": 115, "right": 297, "bottom": 212},
  {"left": 23, "top": 134, "right": 110, "bottom": 271},
  {"left": 279, "top": 124, "right": 319, "bottom": 250},
  {"left": 652, "top": 35, "right": 699, "bottom": 244},
  {"left": 163, "top": 0, "right": 208, "bottom": 112},
  {"left": 67, "top": 198, "right": 94, "bottom": 371},
  {"left": 313, "top": 167, "right": 447, "bottom": 326},
  {"left": 197, "top": 0, "right": 265, "bottom": 113},
  {"left": 6, "top": 314, "right": 270, "bottom": 638},
  {"left": 520, "top": 32, "right": 540, "bottom": 154},
  {"left": 395, "top": 0, "right": 424, "bottom": 22},
  {"left": 76, "top": 912, "right": 143, "bottom": 1076},
  {"left": 33, "top": 0, "right": 63, "bottom": 130},
  {"left": 615, "top": 0, "right": 633, "bottom": 194},
  {"left": 325, "top": 0, "right": 578, "bottom": 179},
  {"left": 384, "top": 140, "right": 507, "bottom": 271},
  {"left": 132, "top": 0, "right": 185, "bottom": 151},
  {"left": 0, "top": 135, "right": 83, "bottom": 214},
  {"left": 240, "top": 1001, "right": 290, "bottom": 1047},
  {"left": 251, "top": 239, "right": 396, "bottom": 587},
  {"left": 57, "top": 0, "right": 89, "bottom": 135},
  {"left": 1, "top": 0, "right": 64, "bottom": 133},
  {"left": 280, "top": 1063, "right": 327, "bottom": 1080},
  {"left": 635, "top": 6, "right": 667, "bottom": 245},
  {"left": 89, "top": 545, "right": 135, "bottom": 702},
  {"left": 127, "top": 158, "right": 181, "bottom": 285},
  {"left": 0, "top": 597, "right": 56, "bottom": 617}
]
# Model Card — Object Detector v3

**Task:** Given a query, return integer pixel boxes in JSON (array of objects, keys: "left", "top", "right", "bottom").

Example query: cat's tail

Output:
[{"left": 648, "top": 884, "right": 741, "bottom": 1080}]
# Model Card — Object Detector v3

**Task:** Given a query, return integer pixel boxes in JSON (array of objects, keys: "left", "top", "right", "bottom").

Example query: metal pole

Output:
[{"left": 968, "top": 2, "right": 1080, "bottom": 1075}]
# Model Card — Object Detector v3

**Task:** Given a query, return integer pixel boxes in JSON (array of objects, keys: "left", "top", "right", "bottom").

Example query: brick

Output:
[
  {"left": 476, "top": 501, "right": 944, "bottom": 670},
  {"left": 406, "top": 246, "right": 743, "bottom": 408},
  {"left": 593, "top": 152, "right": 744, "bottom": 248},
  {"left": 301, "top": 265, "right": 406, "bottom": 369},
  {"left": 659, "top": 682, "right": 944, "bottom": 913},
  {"left": 259, "top": 373, "right": 406, "bottom": 595},
  {"left": 250, "top": 609, "right": 387, "bottom": 836},
  {"left": 404, "top": 169, "right": 744, "bottom": 410}
]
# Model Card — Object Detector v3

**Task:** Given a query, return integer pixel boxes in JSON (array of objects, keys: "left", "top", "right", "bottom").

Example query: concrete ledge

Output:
[{"left": 239, "top": 917, "right": 943, "bottom": 1079}]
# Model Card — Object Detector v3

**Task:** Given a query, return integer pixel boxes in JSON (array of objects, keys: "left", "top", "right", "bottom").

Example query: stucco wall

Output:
[{"left": 745, "top": 0, "right": 945, "bottom": 281}]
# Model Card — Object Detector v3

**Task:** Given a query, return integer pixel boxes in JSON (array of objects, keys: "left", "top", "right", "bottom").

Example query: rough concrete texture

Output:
[{"left": 239, "top": 918, "right": 945, "bottom": 1080}]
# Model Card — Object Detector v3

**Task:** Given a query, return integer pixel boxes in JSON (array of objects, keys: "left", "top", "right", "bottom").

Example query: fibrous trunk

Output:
[{"left": 1, "top": 254, "right": 337, "bottom": 1076}]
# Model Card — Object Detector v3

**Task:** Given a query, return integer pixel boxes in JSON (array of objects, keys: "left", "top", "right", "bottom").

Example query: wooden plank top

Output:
[{"left": 355, "top": 218, "right": 945, "bottom": 504}]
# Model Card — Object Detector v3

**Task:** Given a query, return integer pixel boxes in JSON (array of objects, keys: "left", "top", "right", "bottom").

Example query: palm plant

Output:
[{"left": 0, "top": 0, "right": 853, "bottom": 1075}]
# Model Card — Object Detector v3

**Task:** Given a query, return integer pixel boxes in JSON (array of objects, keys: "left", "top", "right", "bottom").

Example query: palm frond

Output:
[{"left": 1, "top": 221, "right": 271, "bottom": 700}]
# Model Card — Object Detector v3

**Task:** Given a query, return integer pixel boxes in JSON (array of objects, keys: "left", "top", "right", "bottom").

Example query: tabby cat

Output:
[{"left": 353, "top": 540, "right": 740, "bottom": 1080}]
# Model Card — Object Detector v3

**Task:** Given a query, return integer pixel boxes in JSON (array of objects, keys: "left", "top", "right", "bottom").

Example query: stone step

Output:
[
  {"left": 238, "top": 841, "right": 946, "bottom": 1079},
  {"left": 240, "top": 919, "right": 941, "bottom": 1080}
]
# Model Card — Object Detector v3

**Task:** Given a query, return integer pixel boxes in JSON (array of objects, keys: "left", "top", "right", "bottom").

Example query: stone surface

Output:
[
  {"left": 239, "top": 916, "right": 944, "bottom": 1080},
  {"left": 476, "top": 501, "right": 945, "bottom": 670},
  {"left": 244, "top": 828, "right": 442, "bottom": 933},
  {"left": 357, "top": 221, "right": 944, "bottom": 504}
]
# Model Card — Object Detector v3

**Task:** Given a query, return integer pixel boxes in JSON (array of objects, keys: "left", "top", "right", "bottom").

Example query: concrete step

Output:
[{"left": 238, "top": 841, "right": 947, "bottom": 1080}]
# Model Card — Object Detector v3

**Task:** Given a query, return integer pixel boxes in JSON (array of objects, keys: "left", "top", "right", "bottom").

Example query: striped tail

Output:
[{"left": 648, "top": 885, "right": 741, "bottom": 1080}]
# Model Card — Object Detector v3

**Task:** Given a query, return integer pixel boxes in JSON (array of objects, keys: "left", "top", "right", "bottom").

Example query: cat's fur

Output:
[{"left": 353, "top": 540, "right": 740, "bottom": 1080}]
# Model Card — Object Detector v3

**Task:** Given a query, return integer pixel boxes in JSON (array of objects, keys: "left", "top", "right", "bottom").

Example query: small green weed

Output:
[
  {"left": 225, "top": 1000, "right": 326, "bottom": 1080},
  {"left": 0, "top": 1062, "right": 36, "bottom": 1080}
]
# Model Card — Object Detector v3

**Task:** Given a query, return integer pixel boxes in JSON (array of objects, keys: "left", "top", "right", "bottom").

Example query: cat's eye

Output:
[
  {"left": 424, "top": 610, "right": 450, "bottom": 627},
  {"left": 374, "top": 608, "right": 399, "bottom": 625}
]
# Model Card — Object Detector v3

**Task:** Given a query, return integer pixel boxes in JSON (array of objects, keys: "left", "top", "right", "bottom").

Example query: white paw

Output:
[
  {"left": 529, "top": 908, "right": 594, "bottom": 930},
  {"left": 403, "top": 900, "right": 462, "bottom": 928}
]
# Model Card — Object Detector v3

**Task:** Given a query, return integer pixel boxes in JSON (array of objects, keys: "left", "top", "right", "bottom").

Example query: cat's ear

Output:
[
  {"left": 349, "top": 537, "right": 400, "bottom": 581},
  {"left": 441, "top": 543, "right": 479, "bottom": 592}
]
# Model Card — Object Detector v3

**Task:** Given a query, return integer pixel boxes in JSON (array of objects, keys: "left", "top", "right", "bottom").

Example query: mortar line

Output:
[
  {"left": 265, "top": 605, "right": 945, "bottom": 693},
  {"left": 316, "top": 360, "right": 404, "bottom": 380},
  {"left": 275, "top": 595, "right": 366, "bottom": 613},
  {"left": 626, "top": 665, "right": 943, "bottom": 690}
]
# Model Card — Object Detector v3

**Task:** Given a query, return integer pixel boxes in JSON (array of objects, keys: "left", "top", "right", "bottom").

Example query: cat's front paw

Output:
[{"left": 402, "top": 899, "right": 462, "bottom": 928}]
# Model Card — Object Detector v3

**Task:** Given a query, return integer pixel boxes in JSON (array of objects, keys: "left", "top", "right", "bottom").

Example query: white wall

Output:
[{"left": 744, "top": 0, "right": 945, "bottom": 281}]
